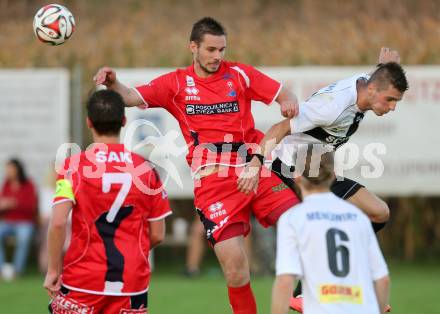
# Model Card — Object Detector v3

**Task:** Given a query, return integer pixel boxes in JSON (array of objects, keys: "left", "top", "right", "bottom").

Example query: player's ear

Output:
[
  {"left": 189, "top": 41, "right": 198, "bottom": 54},
  {"left": 122, "top": 116, "right": 127, "bottom": 127},
  {"left": 367, "top": 81, "right": 378, "bottom": 94},
  {"left": 86, "top": 117, "right": 93, "bottom": 129},
  {"left": 294, "top": 175, "right": 307, "bottom": 198}
]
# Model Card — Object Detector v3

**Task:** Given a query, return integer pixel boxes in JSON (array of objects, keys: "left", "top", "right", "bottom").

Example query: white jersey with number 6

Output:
[{"left": 276, "top": 192, "right": 388, "bottom": 314}]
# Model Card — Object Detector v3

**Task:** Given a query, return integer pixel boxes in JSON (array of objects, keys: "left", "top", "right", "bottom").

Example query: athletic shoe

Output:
[{"left": 289, "top": 295, "right": 303, "bottom": 313}]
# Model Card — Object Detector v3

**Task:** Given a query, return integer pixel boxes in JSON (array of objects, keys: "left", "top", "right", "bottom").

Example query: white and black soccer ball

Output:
[{"left": 33, "top": 4, "right": 75, "bottom": 45}]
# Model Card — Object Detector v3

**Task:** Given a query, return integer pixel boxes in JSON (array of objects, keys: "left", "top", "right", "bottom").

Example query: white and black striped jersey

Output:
[{"left": 272, "top": 73, "right": 369, "bottom": 166}]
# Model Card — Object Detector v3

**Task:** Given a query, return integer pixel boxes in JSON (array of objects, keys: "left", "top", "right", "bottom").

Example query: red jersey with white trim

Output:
[
  {"left": 134, "top": 61, "right": 282, "bottom": 172},
  {"left": 53, "top": 143, "right": 171, "bottom": 296}
]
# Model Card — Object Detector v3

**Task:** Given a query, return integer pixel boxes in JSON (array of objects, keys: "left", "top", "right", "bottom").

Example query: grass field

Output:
[{"left": 1, "top": 261, "right": 439, "bottom": 313}]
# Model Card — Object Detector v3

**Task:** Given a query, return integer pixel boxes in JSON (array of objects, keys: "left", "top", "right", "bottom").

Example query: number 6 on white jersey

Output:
[{"left": 102, "top": 173, "right": 132, "bottom": 223}]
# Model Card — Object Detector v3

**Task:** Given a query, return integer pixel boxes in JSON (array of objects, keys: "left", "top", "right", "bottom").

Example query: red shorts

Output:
[
  {"left": 194, "top": 166, "right": 299, "bottom": 245},
  {"left": 49, "top": 286, "right": 148, "bottom": 314}
]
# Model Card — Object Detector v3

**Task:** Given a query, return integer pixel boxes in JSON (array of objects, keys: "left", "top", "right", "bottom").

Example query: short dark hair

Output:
[
  {"left": 368, "top": 62, "right": 409, "bottom": 93},
  {"left": 190, "top": 17, "right": 226, "bottom": 45},
  {"left": 86, "top": 90, "right": 125, "bottom": 136}
]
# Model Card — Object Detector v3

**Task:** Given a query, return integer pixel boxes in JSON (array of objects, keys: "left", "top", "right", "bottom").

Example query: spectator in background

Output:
[{"left": 0, "top": 158, "right": 38, "bottom": 280}]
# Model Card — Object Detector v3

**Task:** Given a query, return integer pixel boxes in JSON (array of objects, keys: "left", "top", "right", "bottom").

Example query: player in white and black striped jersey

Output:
[
  {"left": 237, "top": 48, "right": 407, "bottom": 310},
  {"left": 238, "top": 48, "right": 409, "bottom": 234}
]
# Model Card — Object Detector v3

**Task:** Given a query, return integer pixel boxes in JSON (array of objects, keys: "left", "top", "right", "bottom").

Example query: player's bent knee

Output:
[
  {"left": 362, "top": 197, "right": 390, "bottom": 223},
  {"left": 220, "top": 250, "right": 250, "bottom": 286},
  {"left": 371, "top": 202, "right": 390, "bottom": 233},
  {"left": 215, "top": 246, "right": 250, "bottom": 286},
  {"left": 224, "top": 266, "right": 250, "bottom": 287},
  {"left": 373, "top": 201, "right": 390, "bottom": 223}
]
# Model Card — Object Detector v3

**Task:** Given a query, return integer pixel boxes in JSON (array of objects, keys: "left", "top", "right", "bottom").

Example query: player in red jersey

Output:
[
  {"left": 43, "top": 90, "right": 172, "bottom": 313},
  {"left": 94, "top": 17, "right": 301, "bottom": 314}
]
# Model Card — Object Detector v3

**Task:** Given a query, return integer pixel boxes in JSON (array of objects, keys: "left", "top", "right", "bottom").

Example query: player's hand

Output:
[
  {"left": 378, "top": 47, "right": 400, "bottom": 64},
  {"left": 93, "top": 66, "right": 117, "bottom": 87},
  {"left": 43, "top": 270, "right": 62, "bottom": 298},
  {"left": 237, "top": 157, "right": 262, "bottom": 194},
  {"left": 280, "top": 99, "right": 299, "bottom": 118}
]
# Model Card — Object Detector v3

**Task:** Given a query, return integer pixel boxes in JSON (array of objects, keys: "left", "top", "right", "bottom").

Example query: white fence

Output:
[{"left": 0, "top": 70, "right": 69, "bottom": 187}]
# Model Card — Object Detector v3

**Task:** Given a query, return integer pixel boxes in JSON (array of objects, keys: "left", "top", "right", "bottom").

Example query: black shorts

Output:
[{"left": 271, "top": 158, "right": 364, "bottom": 200}]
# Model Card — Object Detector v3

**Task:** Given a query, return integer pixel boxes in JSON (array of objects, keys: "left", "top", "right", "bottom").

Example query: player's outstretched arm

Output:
[
  {"left": 276, "top": 86, "right": 299, "bottom": 118},
  {"left": 44, "top": 201, "right": 72, "bottom": 298},
  {"left": 237, "top": 118, "right": 291, "bottom": 194},
  {"left": 374, "top": 275, "right": 391, "bottom": 313},
  {"left": 93, "top": 67, "right": 143, "bottom": 107},
  {"left": 271, "top": 274, "right": 296, "bottom": 314},
  {"left": 149, "top": 219, "right": 166, "bottom": 249}
]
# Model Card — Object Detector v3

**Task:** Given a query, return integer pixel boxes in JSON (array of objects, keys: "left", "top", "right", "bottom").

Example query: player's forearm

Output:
[
  {"left": 150, "top": 230, "right": 164, "bottom": 249},
  {"left": 276, "top": 86, "right": 297, "bottom": 104},
  {"left": 149, "top": 220, "right": 166, "bottom": 249},
  {"left": 259, "top": 119, "right": 291, "bottom": 159},
  {"left": 271, "top": 275, "right": 295, "bottom": 314},
  {"left": 47, "top": 223, "right": 67, "bottom": 273},
  {"left": 109, "top": 80, "right": 142, "bottom": 107},
  {"left": 275, "top": 87, "right": 299, "bottom": 118},
  {"left": 374, "top": 275, "right": 390, "bottom": 313}
]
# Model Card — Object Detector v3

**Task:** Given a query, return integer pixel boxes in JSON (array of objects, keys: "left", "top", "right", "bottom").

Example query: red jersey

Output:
[
  {"left": 0, "top": 180, "right": 37, "bottom": 223},
  {"left": 134, "top": 61, "right": 281, "bottom": 173},
  {"left": 53, "top": 143, "right": 171, "bottom": 296}
]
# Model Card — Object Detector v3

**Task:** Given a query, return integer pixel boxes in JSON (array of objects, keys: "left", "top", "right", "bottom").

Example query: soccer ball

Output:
[{"left": 33, "top": 4, "right": 75, "bottom": 45}]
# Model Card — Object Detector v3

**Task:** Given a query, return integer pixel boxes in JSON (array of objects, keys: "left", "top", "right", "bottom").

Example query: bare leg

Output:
[
  {"left": 185, "top": 217, "right": 205, "bottom": 275},
  {"left": 214, "top": 235, "right": 250, "bottom": 287},
  {"left": 347, "top": 187, "right": 390, "bottom": 223},
  {"left": 244, "top": 232, "right": 259, "bottom": 274},
  {"left": 214, "top": 235, "right": 257, "bottom": 314}
]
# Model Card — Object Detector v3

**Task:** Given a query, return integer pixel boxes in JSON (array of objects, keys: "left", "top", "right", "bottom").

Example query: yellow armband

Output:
[{"left": 54, "top": 179, "right": 75, "bottom": 202}]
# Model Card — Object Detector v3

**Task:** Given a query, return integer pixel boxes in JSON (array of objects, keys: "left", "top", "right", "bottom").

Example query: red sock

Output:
[{"left": 227, "top": 282, "right": 257, "bottom": 314}]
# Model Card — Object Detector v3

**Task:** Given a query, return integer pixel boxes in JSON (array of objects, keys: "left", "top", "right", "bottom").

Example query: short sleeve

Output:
[
  {"left": 290, "top": 94, "right": 343, "bottom": 134},
  {"left": 232, "top": 64, "right": 281, "bottom": 105},
  {"left": 290, "top": 76, "right": 359, "bottom": 134},
  {"left": 133, "top": 72, "right": 177, "bottom": 110},
  {"left": 276, "top": 211, "right": 303, "bottom": 277},
  {"left": 367, "top": 223, "right": 389, "bottom": 280},
  {"left": 146, "top": 169, "right": 172, "bottom": 221}
]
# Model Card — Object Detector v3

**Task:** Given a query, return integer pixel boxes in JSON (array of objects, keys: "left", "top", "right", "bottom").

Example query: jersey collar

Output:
[
  {"left": 303, "top": 192, "right": 334, "bottom": 202},
  {"left": 355, "top": 76, "right": 369, "bottom": 113}
]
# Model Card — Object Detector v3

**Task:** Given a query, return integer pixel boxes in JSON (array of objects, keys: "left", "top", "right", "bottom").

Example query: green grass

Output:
[{"left": 0, "top": 262, "right": 439, "bottom": 313}]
